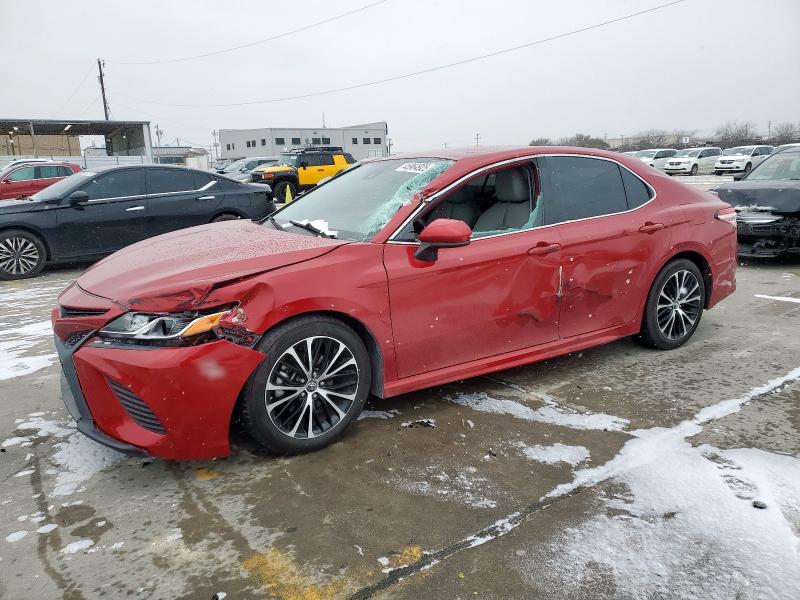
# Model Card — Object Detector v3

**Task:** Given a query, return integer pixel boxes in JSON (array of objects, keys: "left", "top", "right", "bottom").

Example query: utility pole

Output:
[
  {"left": 322, "top": 112, "right": 326, "bottom": 128},
  {"left": 211, "top": 130, "right": 219, "bottom": 161},
  {"left": 474, "top": 133, "right": 480, "bottom": 147},
  {"left": 768, "top": 120, "right": 772, "bottom": 140},
  {"left": 97, "top": 59, "right": 110, "bottom": 120}
]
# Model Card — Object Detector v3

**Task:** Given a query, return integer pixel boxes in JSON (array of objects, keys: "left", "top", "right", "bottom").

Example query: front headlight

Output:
[{"left": 98, "top": 307, "right": 232, "bottom": 346}]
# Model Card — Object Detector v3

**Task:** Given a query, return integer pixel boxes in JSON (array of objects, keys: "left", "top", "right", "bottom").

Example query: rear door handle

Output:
[
  {"left": 125, "top": 205, "right": 145, "bottom": 212},
  {"left": 198, "top": 195, "right": 215, "bottom": 200},
  {"left": 527, "top": 242, "right": 561, "bottom": 256},
  {"left": 639, "top": 222, "right": 665, "bottom": 233}
]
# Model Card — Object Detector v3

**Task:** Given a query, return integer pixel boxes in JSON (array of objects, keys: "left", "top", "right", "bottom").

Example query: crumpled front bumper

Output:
[{"left": 737, "top": 212, "right": 800, "bottom": 257}]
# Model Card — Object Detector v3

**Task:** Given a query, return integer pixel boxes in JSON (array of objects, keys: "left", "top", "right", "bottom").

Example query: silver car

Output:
[
  {"left": 664, "top": 147, "right": 722, "bottom": 176},
  {"left": 714, "top": 145, "right": 774, "bottom": 175},
  {"left": 219, "top": 157, "right": 279, "bottom": 181}
]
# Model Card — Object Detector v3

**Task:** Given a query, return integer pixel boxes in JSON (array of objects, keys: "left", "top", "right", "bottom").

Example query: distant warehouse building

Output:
[{"left": 219, "top": 121, "right": 388, "bottom": 161}]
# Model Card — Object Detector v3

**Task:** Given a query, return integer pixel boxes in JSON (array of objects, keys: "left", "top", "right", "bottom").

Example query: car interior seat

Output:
[{"left": 472, "top": 168, "right": 532, "bottom": 232}]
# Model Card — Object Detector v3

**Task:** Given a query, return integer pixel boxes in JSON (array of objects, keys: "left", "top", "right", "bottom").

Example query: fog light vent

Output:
[{"left": 106, "top": 378, "right": 166, "bottom": 435}]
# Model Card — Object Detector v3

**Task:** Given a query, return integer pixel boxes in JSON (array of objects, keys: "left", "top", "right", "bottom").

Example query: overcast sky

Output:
[{"left": 1, "top": 0, "right": 798, "bottom": 152}]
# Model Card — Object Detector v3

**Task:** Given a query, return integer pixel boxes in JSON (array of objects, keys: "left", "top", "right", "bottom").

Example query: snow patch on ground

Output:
[
  {"left": 0, "top": 320, "right": 56, "bottom": 380},
  {"left": 36, "top": 524, "right": 58, "bottom": 534},
  {"left": 517, "top": 367, "right": 800, "bottom": 599},
  {"left": 2, "top": 436, "right": 32, "bottom": 447},
  {"left": 450, "top": 392, "right": 628, "bottom": 431},
  {"left": 392, "top": 464, "right": 498, "bottom": 509},
  {"left": 358, "top": 409, "right": 400, "bottom": 420},
  {"left": 61, "top": 539, "right": 94, "bottom": 554},
  {"left": 13, "top": 416, "right": 125, "bottom": 496},
  {"left": 516, "top": 442, "right": 590, "bottom": 466},
  {"left": 5, "top": 530, "right": 27, "bottom": 543}
]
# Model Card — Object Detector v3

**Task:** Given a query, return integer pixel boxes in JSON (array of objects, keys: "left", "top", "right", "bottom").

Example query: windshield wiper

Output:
[
  {"left": 266, "top": 216, "right": 283, "bottom": 230},
  {"left": 289, "top": 220, "right": 336, "bottom": 238}
]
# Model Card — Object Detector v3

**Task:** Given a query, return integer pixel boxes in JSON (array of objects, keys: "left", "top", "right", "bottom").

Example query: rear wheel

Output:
[
  {"left": 690, "top": 163, "right": 698, "bottom": 176},
  {"left": 273, "top": 180, "right": 298, "bottom": 204},
  {"left": 239, "top": 316, "right": 371, "bottom": 454},
  {"left": 0, "top": 229, "right": 46, "bottom": 280},
  {"left": 637, "top": 259, "right": 705, "bottom": 350}
]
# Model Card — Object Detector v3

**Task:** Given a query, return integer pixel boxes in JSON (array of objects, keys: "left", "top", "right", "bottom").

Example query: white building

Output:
[{"left": 218, "top": 121, "right": 388, "bottom": 161}]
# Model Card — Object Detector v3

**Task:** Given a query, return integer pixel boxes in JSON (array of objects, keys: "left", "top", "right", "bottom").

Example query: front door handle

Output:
[
  {"left": 639, "top": 222, "right": 665, "bottom": 233},
  {"left": 527, "top": 242, "right": 561, "bottom": 256},
  {"left": 125, "top": 205, "right": 145, "bottom": 212},
  {"left": 198, "top": 195, "right": 215, "bottom": 200}
]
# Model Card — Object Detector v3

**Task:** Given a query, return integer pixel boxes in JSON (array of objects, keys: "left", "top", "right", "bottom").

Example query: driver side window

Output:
[{"left": 400, "top": 163, "right": 541, "bottom": 241}]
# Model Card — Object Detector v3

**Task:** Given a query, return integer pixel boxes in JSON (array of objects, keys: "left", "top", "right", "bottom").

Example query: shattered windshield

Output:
[{"left": 269, "top": 158, "right": 454, "bottom": 241}]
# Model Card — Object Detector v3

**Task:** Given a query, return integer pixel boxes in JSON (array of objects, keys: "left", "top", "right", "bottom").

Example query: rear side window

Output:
[
  {"left": 38, "top": 166, "right": 70, "bottom": 178},
  {"left": 543, "top": 157, "right": 628, "bottom": 224},
  {"left": 192, "top": 171, "right": 216, "bottom": 190},
  {"left": 147, "top": 169, "right": 196, "bottom": 194},
  {"left": 344, "top": 153, "right": 356, "bottom": 163},
  {"left": 319, "top": 154, "right": 335, "bottom": 166},
  {"left": 620, "top": 167, "right": 653, "bottom": 209},
  {"left": 82, "top": 169, "right": 146, "bottom": 200}
]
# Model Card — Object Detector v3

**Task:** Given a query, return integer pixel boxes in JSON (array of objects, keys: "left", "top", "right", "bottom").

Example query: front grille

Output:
[
  {"left": 107, "top": 378, "right": 166, "bottom": 435},
  {"left": 64, "top": 330, "right": 92, "bottom": 349},
  {"left": 60, "top": 305, "right": 109, "bottom": 319}
]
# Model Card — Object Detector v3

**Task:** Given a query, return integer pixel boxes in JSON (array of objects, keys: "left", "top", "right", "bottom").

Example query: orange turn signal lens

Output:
[{"left": 179, "top": 311, "right": 229, "bottom": 338}]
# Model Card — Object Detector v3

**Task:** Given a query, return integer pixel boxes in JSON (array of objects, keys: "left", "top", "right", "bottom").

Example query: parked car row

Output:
[
  {"left": 627, "top": 145, "right": 774, "bottom": 175},
  {"left": 0, "top": 165, "right": 274, "bottom": 279},
  {"left": 215, "top": 156, "right": 279, "bottom": 181}
]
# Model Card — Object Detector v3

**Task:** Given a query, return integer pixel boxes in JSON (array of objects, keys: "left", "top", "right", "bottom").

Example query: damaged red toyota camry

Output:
[{"left": 52, "top": 147, "right": 737, "bottom": 459}]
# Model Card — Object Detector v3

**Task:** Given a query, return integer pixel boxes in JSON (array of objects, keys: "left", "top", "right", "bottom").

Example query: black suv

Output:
[{"left": 0, "top": 165, "right": 274, "bottom": 280}]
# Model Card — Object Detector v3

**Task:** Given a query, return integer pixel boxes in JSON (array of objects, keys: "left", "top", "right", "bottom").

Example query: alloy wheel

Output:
[
  {"left": 0, "top": 237, "right": 40, "bottom": 276},
  {"left": 656, "top": 270, "right": 702, "bottom": 340},
  {"left": 265, "top": 336, "right": 359, "bottom": 439}
]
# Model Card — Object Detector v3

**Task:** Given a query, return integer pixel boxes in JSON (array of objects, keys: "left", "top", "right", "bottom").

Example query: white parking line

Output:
[{"left": 755, "top": 294, "right": 800, "bottom": 305}]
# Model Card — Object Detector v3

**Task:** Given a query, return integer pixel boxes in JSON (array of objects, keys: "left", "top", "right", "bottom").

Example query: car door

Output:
[
  {"left": 145, "top": 168, "right": 214, "bottom": 236},
  {"left": 699, "top": 149, "right": 717, "bottom": 173},
  {"left": 55, "top": 168, "right": 148, "bottom": 258},
  {"left": 1, "top": 165, "right": 37, "bottom": 199},
  {"left": 537, "top": 156, "right": 674, "bottom": 339},
  {"left": 384, "top": 161, "right": 562, "bottom": 378},
  {"left": 298, "top": 154, "right": 326, "bottom": 186}
]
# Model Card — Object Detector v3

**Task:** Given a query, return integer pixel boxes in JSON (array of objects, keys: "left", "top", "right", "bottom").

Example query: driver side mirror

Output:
[
  {"left": 733, "top": 172, "right": 747, "bottom": 181},
  {"left": 414, "top": 218, "right": 471, "bottom": 262},
  {"left": 67, "top": 190, "right": 89, "bottom": 206},
  {"left": 299, "top": 160, "right": 308, "bottom": 168}
]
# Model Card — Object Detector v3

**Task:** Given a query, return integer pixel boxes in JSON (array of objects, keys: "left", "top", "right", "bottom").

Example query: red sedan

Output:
[
  {"left": 52, "top": 147, "right": 737, "bottom": 459},
  {"left": 0, "top": 161, "right": 82, "bottom": 200}
]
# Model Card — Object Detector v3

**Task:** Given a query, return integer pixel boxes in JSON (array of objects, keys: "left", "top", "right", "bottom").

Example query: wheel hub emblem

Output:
[{"left": 306, "top": 381, "right": 318, "bottom": 391}]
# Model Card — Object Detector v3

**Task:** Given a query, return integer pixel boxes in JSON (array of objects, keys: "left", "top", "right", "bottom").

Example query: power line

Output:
[
  {"left": 77, "top": 94, "right": 101, "bottom": 118},
  {"left": 54, "top": 64, "right": 95, "bottom": 116},
  {"left": 116, "top": 0, "right": 687, "bottom": 107},
  {"left": 109, "top": 0, "right": 389, "bottom": 65}
]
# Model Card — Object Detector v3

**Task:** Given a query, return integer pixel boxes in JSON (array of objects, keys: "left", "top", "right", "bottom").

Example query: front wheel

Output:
[
  {"left": 637, "top": 259, "right": 705, "bottom": 350},
  {"left": 272, "top": 180, "right": 298, "bottom": 204},
  {"left": 714, "top": 171, "right": 722, "bottom": 176},
  {"left": 744, "top": 162, "right": 752, "bottom": 173},
  {"left": 239, "top": 316, "right": 371, "bottom": 454},
  {"left": 690, "top": 164, "right": 698, "bottom": 176},
  {"left": 0, "top": 229, "right": 47, "bottom": 280}
]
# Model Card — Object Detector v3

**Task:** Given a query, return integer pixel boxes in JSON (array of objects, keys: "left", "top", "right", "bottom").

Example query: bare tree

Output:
[
  {"left": 772, "top": 122, "right": 800, "bottom": 145},
  {"left": 528, "top": 137, "right": 553, "bottom": 146},
  {"left": 634, "top": 129, "right": 670, "bottom": 149},
  {"left": 558, "top": 133, "right": 609, "bottom": 149},
  {"left": 671, "top": 128, "right": 698, "bottom": 148},
  {"left": 714, "top": 121, "right": 758, "bottom": 148}
]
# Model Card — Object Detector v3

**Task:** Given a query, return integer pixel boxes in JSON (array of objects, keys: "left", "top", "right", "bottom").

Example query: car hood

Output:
[
  {"left": 719, "top": 154, "right": 748, "bottom": 160},
  {"left": 713, "top": 180, "right": 800, "bottom": 214},
  {"left": 0, "top": 198, "right": 48, "bottom": 213},
  {"left": 77, "top": 220, "right": 347, "bottom": 311}
]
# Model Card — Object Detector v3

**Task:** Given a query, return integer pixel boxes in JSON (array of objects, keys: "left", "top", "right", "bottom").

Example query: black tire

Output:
[
  {"left": 714, "top": 171, "right": 722, "bottom": 176},
  {"left": 211, "top": 213, "right": 241, "bottom": 222},
  {"left": 690, "top": 164, "right": 698, "bottom": 176},
  {"left": 0, "top": 229, "right": 47, "bottom": 280},
  {"left": 744, "top": 162, "right": 752, "bottom": 173},
  {"left": 239, "top": 315, "right": 371, "bottom": 454},
  {"left": 273, "top": 180, "right": 298, "bottom": 204},
  {"left": 637, "top": 259, "right": 705, "bottom": 350}
]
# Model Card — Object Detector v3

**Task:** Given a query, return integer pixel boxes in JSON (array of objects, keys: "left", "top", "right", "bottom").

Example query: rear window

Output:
[{"left": 620, "top": 167, "right": 653, "bottom": 209}]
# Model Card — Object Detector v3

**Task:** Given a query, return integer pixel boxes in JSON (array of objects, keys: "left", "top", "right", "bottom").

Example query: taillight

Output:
[{"left": 715, "top": 207, "right": 737, "bottom": 226}]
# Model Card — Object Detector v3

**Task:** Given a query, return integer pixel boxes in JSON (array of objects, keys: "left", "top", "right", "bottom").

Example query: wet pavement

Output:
[{"left": 1, "top": 255, "right": 799, "bottom": 600}]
